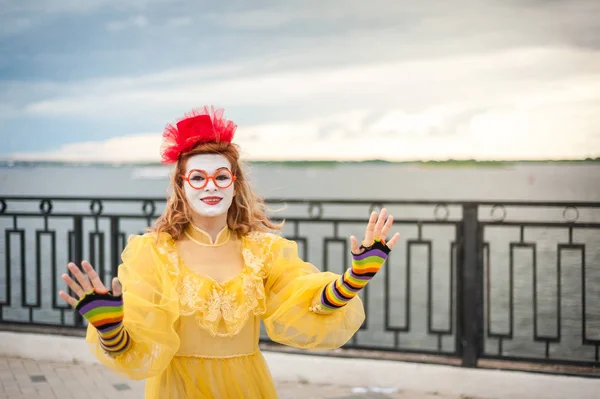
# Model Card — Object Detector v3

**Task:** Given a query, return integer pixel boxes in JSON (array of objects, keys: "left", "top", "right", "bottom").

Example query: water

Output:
[
  {"left": 2, "top": 162, "right": 599, "bottom": 201},
  {"left": 1, "top": 163, "right": 599, "bottom": 363}
]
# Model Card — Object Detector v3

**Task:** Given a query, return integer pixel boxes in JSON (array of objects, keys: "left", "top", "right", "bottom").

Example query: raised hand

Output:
[
  {"left": 59, "top": 261, "right": 130, "bottom": 355},
  {"left": 312, "top": 208, "right": 401, "bottom": 314},
  {"left": 59, "top": 260, "right": 121, "bottom": 307},
  {"left": 350, "top": 208, "right": 400, "bottom": 254}
]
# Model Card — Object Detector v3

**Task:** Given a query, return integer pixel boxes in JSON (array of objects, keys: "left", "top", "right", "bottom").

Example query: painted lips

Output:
[{"left": 201, "top": 197, "right": 223, "bottom": 205}]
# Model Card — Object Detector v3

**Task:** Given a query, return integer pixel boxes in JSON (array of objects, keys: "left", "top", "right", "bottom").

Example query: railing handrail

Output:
[{"left": 1, "top": 195, "right": 600, "bottom": 208}]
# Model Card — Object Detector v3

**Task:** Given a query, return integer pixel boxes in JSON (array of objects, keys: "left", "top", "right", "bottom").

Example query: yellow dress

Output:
[{"left": 84, "top": 226, "right": 365, "bottom": 398}]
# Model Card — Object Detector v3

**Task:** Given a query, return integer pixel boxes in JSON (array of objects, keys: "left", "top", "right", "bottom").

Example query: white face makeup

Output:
[{"left": 183, "top": 154, "right": 235, "bottom": 218}]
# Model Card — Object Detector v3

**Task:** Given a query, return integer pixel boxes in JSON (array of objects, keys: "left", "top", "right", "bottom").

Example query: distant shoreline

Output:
[{"left": 0, "top": 158, "right": 599, "bottom": 168}]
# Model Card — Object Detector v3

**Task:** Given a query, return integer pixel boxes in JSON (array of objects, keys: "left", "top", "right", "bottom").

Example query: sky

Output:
[{"left": 0, "top": 0, "right": 599, "bottom": 162}]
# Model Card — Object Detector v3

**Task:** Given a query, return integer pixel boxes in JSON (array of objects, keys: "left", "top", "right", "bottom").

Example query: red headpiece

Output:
[{"left": 160, "top": 106, "right": 237, "bottom": 164}]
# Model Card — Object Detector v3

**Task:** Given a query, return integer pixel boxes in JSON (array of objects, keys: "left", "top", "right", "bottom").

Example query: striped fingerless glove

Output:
[
  {"left": 311, "top": 238, "right": 390, "bottom": 313},
  {"left": 75, "top": 289, "right": 131, "bottom": 355}
]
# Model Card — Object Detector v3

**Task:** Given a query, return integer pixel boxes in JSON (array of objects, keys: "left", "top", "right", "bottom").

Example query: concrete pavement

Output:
[
  {"left": 0, "top": 356, "right": 467, "bottom": 399},
  {"left": 2, "top": 331, "right": 600, "bottom": 399}
]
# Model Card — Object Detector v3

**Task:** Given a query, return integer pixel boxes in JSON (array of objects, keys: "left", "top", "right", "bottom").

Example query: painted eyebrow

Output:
[{"left": 188, "top": 167, "right": 231, "bottom": 173}]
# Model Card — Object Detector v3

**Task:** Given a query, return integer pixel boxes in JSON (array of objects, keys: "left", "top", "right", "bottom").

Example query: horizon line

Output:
[{"left": 1, "top": 157, "right": 599, "bottom": 166}]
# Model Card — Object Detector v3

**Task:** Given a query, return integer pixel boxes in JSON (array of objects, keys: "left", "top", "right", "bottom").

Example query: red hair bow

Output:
[{"left": 160, "top": 106, "right": 237, "bottom": 164}]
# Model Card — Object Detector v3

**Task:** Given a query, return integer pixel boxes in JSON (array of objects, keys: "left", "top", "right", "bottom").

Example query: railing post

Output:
[
  {"left": 110, "top": 216, "right": 120, "bottom": 278},
  {"left": 73, "top": 216, "right": 84, "bottom": 328},
  {"left": 457, "top": 203, "right": 483, "bottom": 367}
]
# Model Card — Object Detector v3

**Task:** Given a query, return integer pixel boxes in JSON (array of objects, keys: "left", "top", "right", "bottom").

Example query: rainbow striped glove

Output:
[
  {"left": 311, "top": 238, "right": 390, "bottom": 313},
  {"left": 75, "top": 289, "right": 131, "bottom": 355}
]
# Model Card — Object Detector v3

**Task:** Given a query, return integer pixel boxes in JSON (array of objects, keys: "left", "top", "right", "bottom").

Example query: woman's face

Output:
[{"left": 182, "top": 153, "right": 235, "bottom": 218}]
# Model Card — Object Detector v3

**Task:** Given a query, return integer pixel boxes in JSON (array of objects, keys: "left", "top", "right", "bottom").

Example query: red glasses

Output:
[{"left": 181, "top": 168, "right": 236, "bottom": 190}]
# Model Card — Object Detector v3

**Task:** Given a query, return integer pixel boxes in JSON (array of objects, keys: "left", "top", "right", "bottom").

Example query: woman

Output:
[{"left": 59, "top": 106, "right": 400, "bottom": 398}]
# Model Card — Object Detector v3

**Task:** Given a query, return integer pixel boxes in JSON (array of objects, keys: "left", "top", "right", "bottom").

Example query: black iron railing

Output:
[{"left": 1, "top": 196, "right": 599, "bottom": 375}]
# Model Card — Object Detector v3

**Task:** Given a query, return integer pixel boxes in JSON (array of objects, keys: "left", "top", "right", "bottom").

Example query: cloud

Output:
[
  {"left": 8, "top": 134, "right": 163, "bottom": 163},
  {"left": 0, "top": 0, "right": 176, "bottom": 38},
  {"left": 5, "top": 43, "right": 600, "bottom": 160},
  {"left": 210, "top": 9, "right": 301, "bottom": 30},
  {"left": 2, "top": 0, "right": 600, "bottom": 161},
  {"left": 106, "top": 16, "right": 148, "bottom": 32},
  {"left": 7, "top": 99, "right": 600, "bottom": 162},
  {"left": 0, "top": 0, "right": 171, "bottom": 15},
  {"left": 18, "top": 46, "right": 600, "bottom": 119},
  {"left": 0, "top": 17, "right": 33, "bottom": 36},
  {"left": 166, "top": 17, "right": 192, "bottom": 28}
]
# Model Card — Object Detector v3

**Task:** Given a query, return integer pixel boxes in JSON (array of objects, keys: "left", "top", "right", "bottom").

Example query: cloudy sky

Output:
[{"left": 0, "top": 0, "right": 599, "bottom": 162}]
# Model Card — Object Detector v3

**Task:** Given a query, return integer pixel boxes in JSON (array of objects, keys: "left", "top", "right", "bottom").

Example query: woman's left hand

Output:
[{"left": 350, "top": 208, "right": 400, "bottom": 254}]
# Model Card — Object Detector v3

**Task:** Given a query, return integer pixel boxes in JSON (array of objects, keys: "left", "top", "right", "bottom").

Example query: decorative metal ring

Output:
[
  {"left": 562, "top": 206, "right": 579, "bottom": 223},
  {"left": 39, "top": 199, "right": 53, "bottom": 215},
  {"left": 490, "top": 204, "right": 507, "bottom": 222},
  {"left": 90, "top": 200, "right": 104, "bottom": 215},
  {"left": 308, "top": 202, "right": 323, "bottom": 219},
  {"left": 0, "top": 199, "right": 6, "bottom": 214},
  {"left": 369, "top": 203, "right": 384, "bottom": 214},
  {"left": 434, "top": 203, "right": 449, "bottom": 221},
  {"left": 142, "top": 200, "right": 156, "bottom": 217}
]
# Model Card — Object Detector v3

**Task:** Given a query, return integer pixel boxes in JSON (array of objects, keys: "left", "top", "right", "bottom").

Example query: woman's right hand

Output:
[
  {"left": 60, "top": 261, "right": 131, "bottom": 355},
  {"left": 59, "top": 260, "right": 122, "bottom": 307},
  {"left": 59, "top": 261, "right": 124, "bottom": 331}
]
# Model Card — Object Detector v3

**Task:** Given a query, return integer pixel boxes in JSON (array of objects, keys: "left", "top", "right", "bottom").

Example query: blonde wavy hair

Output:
[{"left": 152, "top": 141, "right": 283, "bottom": 239}]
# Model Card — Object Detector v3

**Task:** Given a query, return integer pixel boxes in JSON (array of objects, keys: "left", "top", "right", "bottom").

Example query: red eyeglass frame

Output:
[{"left": 181, "top": 168, "right": 237, "bottom": 190}]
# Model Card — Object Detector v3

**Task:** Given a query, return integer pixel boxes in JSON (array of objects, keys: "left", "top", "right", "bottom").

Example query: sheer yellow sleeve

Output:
[
  {"left": 84, "top": 233, "right": 180, "bottom": 380},
  {"left": 261, "top": 236, "right": 365, "bottom": 350}
]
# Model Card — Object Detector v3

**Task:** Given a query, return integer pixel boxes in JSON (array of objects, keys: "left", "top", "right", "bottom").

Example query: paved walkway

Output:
[{"left": 0, "top": 356, "right": 472, "bottom": 399}]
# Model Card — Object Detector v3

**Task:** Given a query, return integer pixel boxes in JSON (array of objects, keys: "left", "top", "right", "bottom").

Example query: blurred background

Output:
[
  {"left": 1, "top": 0, "right": 599, "bottom": 166},
  {"left": 1, "top": 0, "right": 599, "bottom": 198}
]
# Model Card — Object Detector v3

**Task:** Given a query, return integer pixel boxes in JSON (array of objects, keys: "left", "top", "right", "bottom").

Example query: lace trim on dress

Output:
[{"left": 159, "top": 231, "right": 276, "bottom": 337}]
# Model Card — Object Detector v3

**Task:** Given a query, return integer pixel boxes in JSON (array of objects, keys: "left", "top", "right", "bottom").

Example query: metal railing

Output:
[{"left": 1, "top": 196, "right": 599, "bottom": 375}]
